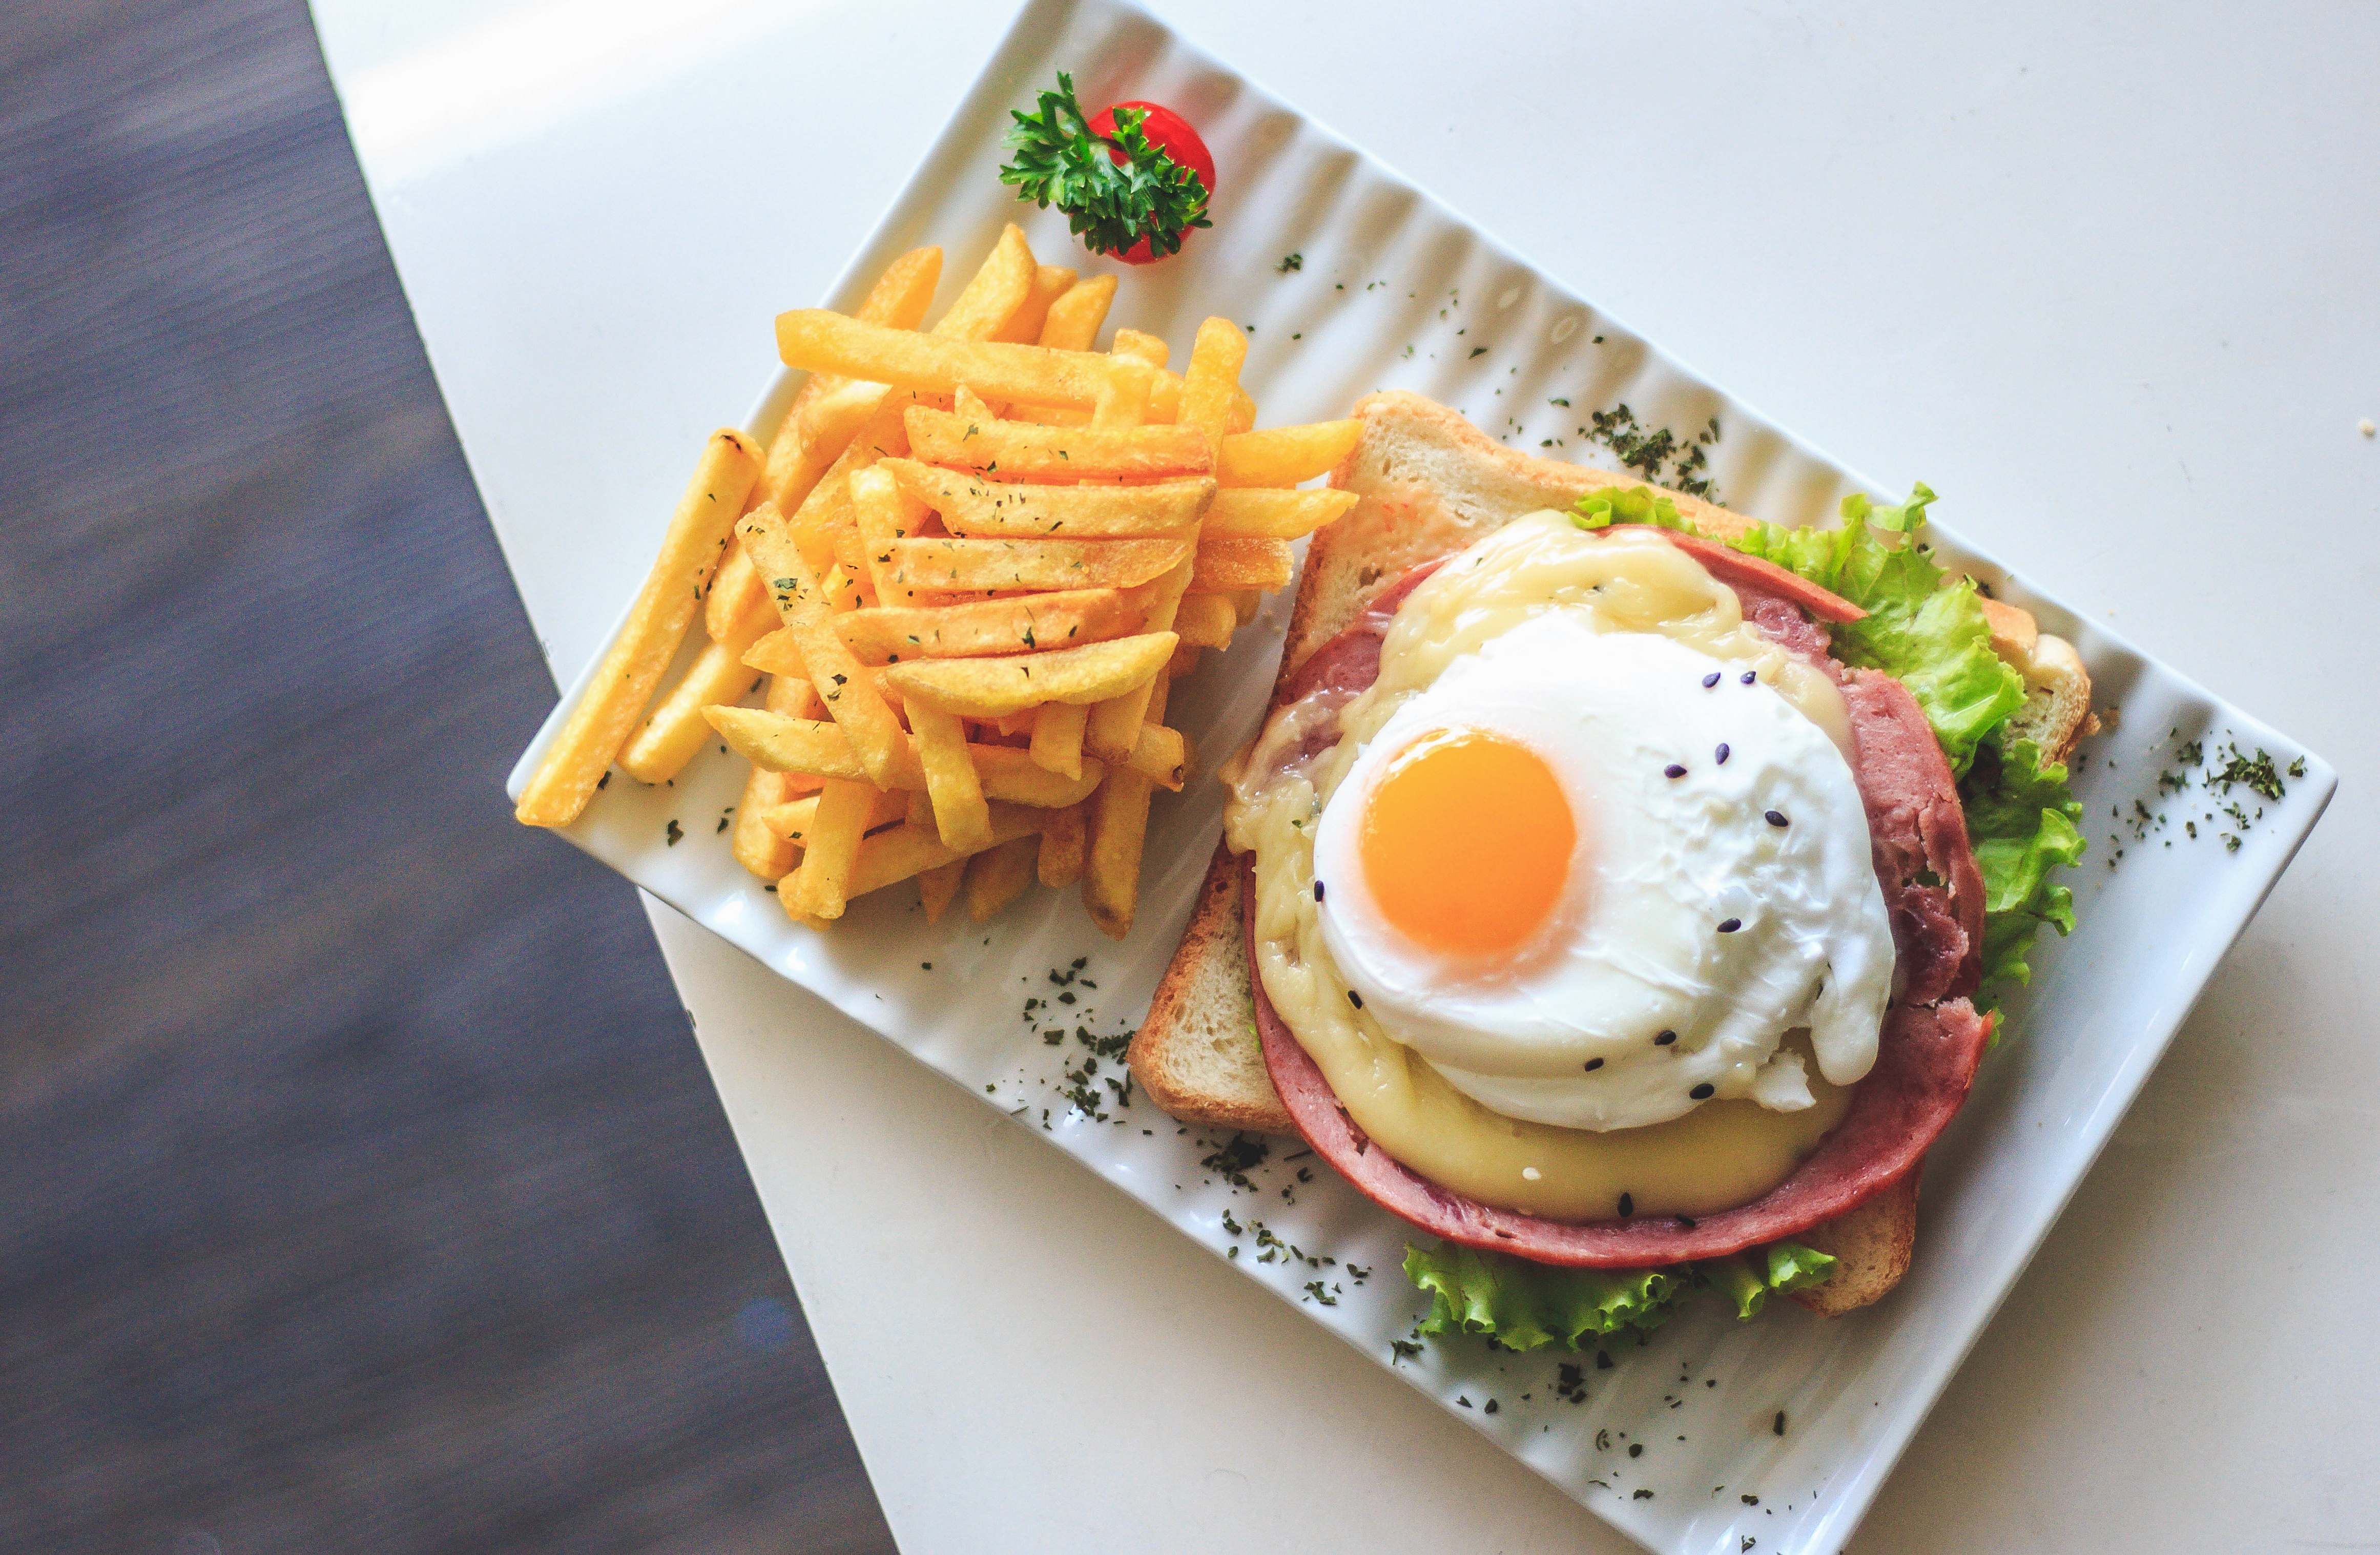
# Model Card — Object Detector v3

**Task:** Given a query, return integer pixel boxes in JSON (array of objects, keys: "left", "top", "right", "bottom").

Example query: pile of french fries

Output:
[{"left": 516, "top": 226, "right": 1360, "bottom": 938}]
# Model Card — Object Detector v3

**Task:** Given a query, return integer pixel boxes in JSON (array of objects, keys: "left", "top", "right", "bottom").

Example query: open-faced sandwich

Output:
[{"left": 1129, "top": 392, "right": 2089, "bottom": 1343}]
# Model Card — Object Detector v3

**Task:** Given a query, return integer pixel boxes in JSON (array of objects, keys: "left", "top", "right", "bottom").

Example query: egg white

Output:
[{"left": 1309, "top": 611, "right": 1894, "bottom": 1133}]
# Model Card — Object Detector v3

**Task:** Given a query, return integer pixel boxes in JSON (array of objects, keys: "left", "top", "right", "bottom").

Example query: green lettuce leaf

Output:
[
  {"left": 1407, "top": 1242, "right": 1680, "bottom": 1350},
  {"left": 1764, "top": 1241, "right": 1838, "bottom": 1294},
  {"left": 1961, "top": 738, "right": 2086, "bottom": 996},
  {"left": 1727, "top": 488, "right": 2025, "bottom": 774},
  {"left": 1404, "top": 1240, "right": 1840, "bottom": 1347},
  {"left": 1571, "top": 484, "right": 1694, "bottom": 532}
]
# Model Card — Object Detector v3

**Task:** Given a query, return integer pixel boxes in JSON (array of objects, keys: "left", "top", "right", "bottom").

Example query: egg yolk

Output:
[{"left": 1357, "top": 729, "right": 1577, "bottom": 958}]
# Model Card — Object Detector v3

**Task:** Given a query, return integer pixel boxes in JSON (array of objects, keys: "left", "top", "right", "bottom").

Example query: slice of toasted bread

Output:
[{"left": 1127, "top": 390, "right": 2087, "bottom": 1314}]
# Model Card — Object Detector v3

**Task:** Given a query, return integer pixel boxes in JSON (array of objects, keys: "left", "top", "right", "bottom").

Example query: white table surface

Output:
[{"left": 311, "top": 2, "right": 2379, "bottom": 1548}]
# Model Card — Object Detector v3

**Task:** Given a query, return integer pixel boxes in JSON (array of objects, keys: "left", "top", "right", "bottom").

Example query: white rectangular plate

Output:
[{"left": 505, "top": 2, "right": 2335, "bottom": 1549}]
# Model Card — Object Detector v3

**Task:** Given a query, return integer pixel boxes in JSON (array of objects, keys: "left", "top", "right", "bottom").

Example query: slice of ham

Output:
[
  {"left": 1839, "top": 669, "right": 1984, "bottom": 1002},
  {"left": 1244, "top": 530, "right": 1989, "bottom": 1264},
  {"left": 1648, "top": 530, "right": 1866, "bottom": 625},
  {"left": 1250, "top": 877, "right": 1992, "bottom": 1264}
]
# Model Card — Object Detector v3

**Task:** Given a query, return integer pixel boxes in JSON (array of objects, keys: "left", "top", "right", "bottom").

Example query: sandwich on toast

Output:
[{"left": 1130, "top": 391, "right": 2088, "bottom": 1335}]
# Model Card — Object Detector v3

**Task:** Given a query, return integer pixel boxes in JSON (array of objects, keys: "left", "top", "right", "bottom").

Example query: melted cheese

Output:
[{"left": 1225, "top": 514, "right": 1858, "bottom": 1220}]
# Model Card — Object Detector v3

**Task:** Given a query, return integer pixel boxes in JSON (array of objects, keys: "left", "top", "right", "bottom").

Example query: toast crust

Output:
[{"left": 1130, "top": 391, "right": 2088, "bottom": 1314}]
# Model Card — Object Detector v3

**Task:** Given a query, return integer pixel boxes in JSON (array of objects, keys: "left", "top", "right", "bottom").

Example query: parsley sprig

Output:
[{"left": 999, "top": 72, "right": 1211, "bottom": 259}]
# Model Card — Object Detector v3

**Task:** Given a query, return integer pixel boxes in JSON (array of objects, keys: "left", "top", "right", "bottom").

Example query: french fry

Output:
[
  {"left": 735, "top": 771, "right": 800, "bottom": 878},
  {"left": 516, "top": 428, "right": 764, "bottom": 827},
  {"left": 785, "top": 387, "right": 923, "bottom": 571},
  {"left": 760, "top": 793, "right": 819, "bottom": 844},
  {"left": 777, "top": 311, "right": 1123, "bottom": 411},
  {"left": 750, "top": 245, "right": 943, "bottom": 520},
  {"left": 889, "top": 460, "right": 1213, "bottom": 538},
  {"left": 904, "top": 406, "right": 1210, "bottom": 481},
  {"left": 706, "top": 707, "right": 1104, "bottom": 806},
  {"left": 919, "top": 859, "right": 965, "bottom": 922},
  {"left": 965, "top": 834, "right": 1041, "bottom": 921},
  {"left": 1111, "top": 328, "right": 1169, "bottom": 370},
  {"left": 1012, "top": 326, "right": 1166, "bottom": 428},
  {"left": 1029, "top": 700, "right": 1088, "bottom": 780},
  {"left": 1036, "top": 803, "right": 1086, "bottom": 888},
  {"left": 1166, "top": 642, "right": 1201, "bottom": 680},
  {"left": 847, "top": 804, "right": 1043, "bottom": 898},
  {"left": 1179, "top": 316, "right": 1249, "bottom": 459},
  {"left": 903, "top": 787, "right": 935, "bottom": 830},
  {"left": 1037, "top": 274, "right": 1116, "bottom": 351},
  {"left": 1175, "top": 592, "right": 1236, "bottom": 650},
  {"left": 829, "top": 588, "right": 1142, "bottom": 664},
  {"left": 848, "top": 464, "right": 932, "bottom": 606},
  {"left": 1189, "top": 536, "right": 1295, "bottom": 593},
  {"left": 931, "top": 224, "right": 1037, "bottom": 341},
  {"left": 1126, "top": 719, "right": 1190, "bottom": 791},
  {"left": 1228, "top": 589, "right": 1263, "bottom": 625},
  {"left": 758, "top": 785, "right": 909, "bottom": 846},
  {"left": 992, "top": 263, "right": 1079, "bottom": 345},
  {"left": 1217, "top": 420, "right": 1363, "bottom": 487},
  {"left": 881, "top": 632, "right": 1177, "bottom": 719},
  {"left": 1090, "top": 359, "right": 1154, "bottom": 429},
  {"left": 1086, "top": 561, "right": 1190, "bottom": 760},
  {"left": 618, "top": 587, "right": 775, "bottom": 782},
  {"left": 1227, "top": 387, "right": 1257, "bottom": 434},
  {"left": 731, "top": 675, "right": 821, "bottom": 879},
  {"left": 790, "top": 777, "right": 876, "bottom": 919},
  {"left": 880, "top": 535, "right": 1191, "bottom": 594},
  {"left": 735, "top": 503, "right": 907, "bottom": 785},
  {"left": 908, "top": 702, "right": 992, "bottom": 852},
  {"left": 1203, "top": 486, "right": 1359, "bottom": 540},
  {"left": 1083, "top": 671, "right": 1173, "bottom": 939}
]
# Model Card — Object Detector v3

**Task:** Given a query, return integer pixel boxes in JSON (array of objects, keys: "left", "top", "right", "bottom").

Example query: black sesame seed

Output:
[
  {"left": 1677, "top": 1215, "right": 1697, "bottom": 1230},
  {"left": 1654, "top": 1029, "right": 1677, "bottom": 1046},
  {"left": 1617, "top": 1193, "right": 1635, "bottom": 1217},
  {"left": 1716, "top": 917, "right": 1743, "bottom": 934},
  {"left": 1347, "top": 989, "right": 1363, "bottom": 1009},
  {"left": 1715, "top": 743, "right": 1730, "bottom": 764},
  {"left": 1314, "top": 879, "right": 1326, "bottom": 901},
  {"left": 1664, "top": 763, "right": 1688, "bottom": 779},
  {"left": 1740, "top": 670, "right": 1756, "bottom": 685},
  {"left": 1701, "top": 671, "right": 1722, "bottom": 689},
  {"left": 1690, "top": 1083, "right": 1715, "bottom": 1100},
  {"left": 1583, "top": 1057, "right": 1605, "bottom": 1071},
  {"left": 1765, "top": 810, "right": 1789, "bottom": 827}
]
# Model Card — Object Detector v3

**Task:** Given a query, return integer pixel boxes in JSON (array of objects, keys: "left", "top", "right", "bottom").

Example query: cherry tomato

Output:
[{"left": 1087, "top": 100, "right": 1215, "bottom": 264}]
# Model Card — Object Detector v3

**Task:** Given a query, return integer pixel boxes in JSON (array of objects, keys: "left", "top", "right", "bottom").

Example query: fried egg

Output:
[{"left": 1307, "top": 610, "right": 1894, "bottom": 1133}]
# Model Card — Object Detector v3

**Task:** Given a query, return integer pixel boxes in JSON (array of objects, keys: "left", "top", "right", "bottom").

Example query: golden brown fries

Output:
[
  {"left": 1174, "top": 592, "right": 1236, "bottom": 650},
  {"left": 736, "top": 504, "right": 907, "bottom": 785},
  {"left": 527, "top": 227, "right": 1369, "bottom": 937},
  {"left": 1216, "top": 419, "right": 1362, "bottom": 486},
  {"left": 904, "top": 407, "right": 1210, "bottom": 481},
  {"left": 1189, "top": 536, "right": 1296, "bottom": 594},
  {"left": 993, "top": 263, "right": 1080, "bottom": 345},
  {"left": 880, "top": 632, "right": 1178, "bottom": 719},
  {"left": 965, "top": 834, "right": 1041, "bottom": 921},
  {"left": 777, "top": 310, "right": 1124, "bottom": 411},
  {"left": 516, "top": 428, "right": 764, "bottom": 827},
  {"left": 705, "top": 707, "right": 1104, "bottom": 807},
  {"left": 1037, "top": 274, "right": 1116, "bottom": 351},
  {"left": 1083, "top": 668, "right": 1174, "bottom": 939},
  {"left": 880, "top": 535, "right": 1192, "bottom": 594},
  {"left": 1036, "top": 803, "right": 1087, "bottom": 888},
  {"left": 830, "top": 589, "right": 1143, "bottom": 663},
  {"left": 886, "top": 460, "right": 1212, "bottom": 537},
  {"left": 1203, "top": 486, "right": 1359, "bottom": 539}
]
